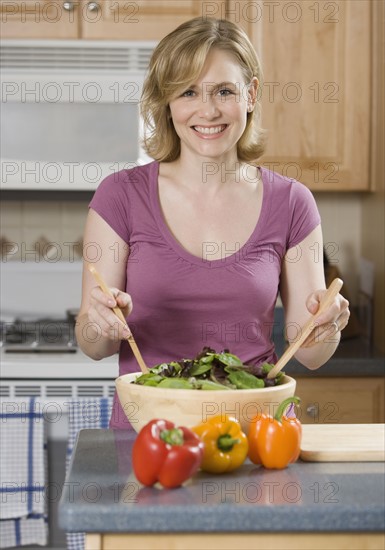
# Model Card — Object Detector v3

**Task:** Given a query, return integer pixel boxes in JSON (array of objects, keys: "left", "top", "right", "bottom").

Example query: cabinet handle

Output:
[
  {"left": 62, "top": 1, "right": 75, "bottom": 11},
  {"left": 87, "top": 2, "right": 100, "bottom": 12},
  {"left": 306, "top": 404, "right": 319, "bottom": 418}
]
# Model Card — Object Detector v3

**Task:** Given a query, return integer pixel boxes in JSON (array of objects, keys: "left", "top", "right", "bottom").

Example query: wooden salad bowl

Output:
[{"left": 115, "top": 373, "right": 296, "bottom": 434}]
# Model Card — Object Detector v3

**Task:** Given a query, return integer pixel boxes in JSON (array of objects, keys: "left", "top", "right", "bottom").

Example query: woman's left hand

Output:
[{"left": 300, "top": 290, "right": 350, "bottom": 348}]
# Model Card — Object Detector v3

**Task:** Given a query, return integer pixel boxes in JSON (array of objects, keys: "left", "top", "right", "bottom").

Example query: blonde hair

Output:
[{"left": 140, "top": 17, "right": 266, "bottom": 163}]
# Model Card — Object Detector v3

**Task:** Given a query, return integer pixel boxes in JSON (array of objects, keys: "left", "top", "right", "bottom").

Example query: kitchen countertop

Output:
[
  {"left": 0, "top": 348, "right": 119, "bottom": 379},
  {"left": 59, "top": 428, "right": 385, "bottom": 534}
]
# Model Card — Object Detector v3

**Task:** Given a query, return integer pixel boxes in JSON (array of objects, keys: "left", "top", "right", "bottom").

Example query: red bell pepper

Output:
[{"left": 132, "top": 419, "right": 204, "bottom": 488}]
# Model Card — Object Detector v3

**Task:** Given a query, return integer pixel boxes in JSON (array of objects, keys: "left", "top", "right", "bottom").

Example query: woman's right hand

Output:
[{"left": 87, "top": 285, "right": 133, "bottom": 341}]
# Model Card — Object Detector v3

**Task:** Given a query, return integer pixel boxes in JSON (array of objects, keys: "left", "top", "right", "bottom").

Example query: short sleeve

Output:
[
  {"left": 287, "top": 180, "right": 321, "bottom": 249},
  {"left": 89, "top": 170, "right": 132, "bottom": 243}
]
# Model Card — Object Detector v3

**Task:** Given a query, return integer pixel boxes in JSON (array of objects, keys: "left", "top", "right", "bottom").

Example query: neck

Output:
[{"left": 174, "top": 150, "right": 248, "bottom": 190}]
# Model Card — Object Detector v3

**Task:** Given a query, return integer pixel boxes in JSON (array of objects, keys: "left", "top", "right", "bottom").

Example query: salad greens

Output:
[{"left": 132, "top": 347, "right": 285, "bottom": 390}]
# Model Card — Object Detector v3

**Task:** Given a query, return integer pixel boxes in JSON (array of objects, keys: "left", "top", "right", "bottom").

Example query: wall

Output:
[{"left": 316, "top": 193, "right": 362, "bottom": 301}]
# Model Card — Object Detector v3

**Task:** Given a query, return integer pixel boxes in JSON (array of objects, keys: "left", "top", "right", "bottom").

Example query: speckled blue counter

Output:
[{"left": 59, "top": 429, "right": 385, "bottom": 534}]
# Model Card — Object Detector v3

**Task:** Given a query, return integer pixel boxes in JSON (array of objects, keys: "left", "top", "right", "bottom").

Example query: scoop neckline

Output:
[{"left": 149, "top": 160, "right": 271, "bottom": 269}]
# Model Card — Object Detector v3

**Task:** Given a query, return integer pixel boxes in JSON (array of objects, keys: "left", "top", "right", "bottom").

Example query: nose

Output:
[{"left": 197, "top": 93, "right": 220, "bottom": 119}]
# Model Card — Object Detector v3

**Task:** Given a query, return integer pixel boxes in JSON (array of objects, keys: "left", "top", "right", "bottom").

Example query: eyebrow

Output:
[
  {"left": 188, "top": 81, "right": 239, "bottom": 90},
  {"left": 215, "top": 81, "right": 238, "bottom": 88}
]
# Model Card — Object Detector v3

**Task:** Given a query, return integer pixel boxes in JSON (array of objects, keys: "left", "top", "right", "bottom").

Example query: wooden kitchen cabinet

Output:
[
  {"left": 80, "top": 0, "right": 226, "bottom": 40},
  {"left": 228, "top": 0, "right": 372, "bottom": 191},
  {"left": 2, "top": 0, "right": 374, "bottom": 192},
  {"left": 85, "top": 533, "right": 385, "bottom": 550},
  {"left": 0, "top": 0, "right": 80, "bottom": 38},
  {"left": 295, "top": 377, "right": 385, "bottom": 424},
  {"left": 0, "top": 0, "right": 226, "bottom": 40}
]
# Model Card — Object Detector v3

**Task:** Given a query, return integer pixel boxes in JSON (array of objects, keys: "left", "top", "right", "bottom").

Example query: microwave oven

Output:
[{"left": 0, "top": 39, "right": 156, "bottom": 191}]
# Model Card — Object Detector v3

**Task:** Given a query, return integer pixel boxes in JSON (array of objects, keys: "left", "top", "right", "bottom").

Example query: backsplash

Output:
[
  {"left": 1, "top": 200, "right": 86, "bottom": 262},
  {"left": 1, "top": 193, "right": 363, "bottom": 302},
  {"left": 316, "top": 193, "right": 362, "bottom": 301}
]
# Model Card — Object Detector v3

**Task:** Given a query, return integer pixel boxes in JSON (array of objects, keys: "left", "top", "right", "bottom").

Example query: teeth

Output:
[{"left": 194, "top": 125, "right": 226, "bottom": 135}]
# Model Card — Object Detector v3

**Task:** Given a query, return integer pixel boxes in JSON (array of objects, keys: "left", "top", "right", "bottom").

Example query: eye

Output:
[
  {"left": 181, "top": 89, "right": 195, "bottom": 97},
  {"left": 218, "top": 88, "right": 233, "bottom": 97}
]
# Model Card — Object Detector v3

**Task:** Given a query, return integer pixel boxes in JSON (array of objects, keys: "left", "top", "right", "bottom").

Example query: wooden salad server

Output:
[
  {"left": 267, "top": 278, "right": 343, "bottom": 379},
  {"left": 87, "top": 264, "right": 149, "bottom": 374}
]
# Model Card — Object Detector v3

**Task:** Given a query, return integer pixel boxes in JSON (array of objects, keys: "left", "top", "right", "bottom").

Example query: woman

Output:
[{"left": 75, "top": 17, "right": 350, "bottom": 429}]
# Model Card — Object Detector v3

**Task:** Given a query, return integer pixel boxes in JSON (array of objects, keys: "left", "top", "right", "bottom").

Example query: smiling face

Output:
[{"left": 168, "top": 48, "right": 258, "bottom": 163}]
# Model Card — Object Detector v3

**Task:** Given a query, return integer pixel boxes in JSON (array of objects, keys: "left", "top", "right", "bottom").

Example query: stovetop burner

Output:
[{"left": 0, "top": 318, "right": 78, "bottom": 353}]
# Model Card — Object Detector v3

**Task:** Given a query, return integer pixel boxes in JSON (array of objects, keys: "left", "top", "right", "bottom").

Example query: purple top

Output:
[{"left": 89, "top": 160, "right": 321, "bottom": 428}]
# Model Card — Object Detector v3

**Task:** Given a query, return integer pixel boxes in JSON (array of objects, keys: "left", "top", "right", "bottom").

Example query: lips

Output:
[{"left": 192, "top": 124, "right": 228, "bottom": 135}]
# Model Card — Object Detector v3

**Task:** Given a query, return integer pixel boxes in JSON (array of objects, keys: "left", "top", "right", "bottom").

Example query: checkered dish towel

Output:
[
  {"left": 66, "top": 398, "right": 113, "bottom": 550},
  {"left": 0, "top": 398, "right": 48, "bottom": 548}
]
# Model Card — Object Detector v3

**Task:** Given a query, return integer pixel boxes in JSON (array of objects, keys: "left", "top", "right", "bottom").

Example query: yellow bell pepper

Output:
[{"left": 192, "top": 415, "right": 249, "bottom": 473}]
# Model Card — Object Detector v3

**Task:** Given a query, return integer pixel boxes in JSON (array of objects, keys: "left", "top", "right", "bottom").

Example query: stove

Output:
[
  {"left": 0, "top": 262, "right": 121, "bottom": 550},
  {"left": 0, "top": 261, "right": 118, "bottom": 378},
  {"left": 1, "top": 318, "right": 77, "bottom": 353}
]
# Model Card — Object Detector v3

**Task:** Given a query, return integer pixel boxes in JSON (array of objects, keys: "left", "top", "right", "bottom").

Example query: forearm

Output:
[
  {"left": 75, "top": 312, "right": 121, "bottom": 361},
  {"left": 294, "top": 330, "right": 341, "bottom": 370}
]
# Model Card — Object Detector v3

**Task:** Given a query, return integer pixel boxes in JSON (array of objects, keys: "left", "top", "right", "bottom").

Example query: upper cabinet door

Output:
[
  {"left": 79, "top": 0, "right": 227, "bottom": 40},
  {"left": 0, "top": 0, "right": 80, "bottom": 38},
  {"left": 0, "top": 1, "right": 226, "bottom": 40},
  {"left": 228, "top": 0, "right": 372, "bottom": 191}
]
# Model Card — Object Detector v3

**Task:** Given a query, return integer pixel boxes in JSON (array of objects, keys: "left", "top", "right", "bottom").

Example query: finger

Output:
[
  {"left": 115, "top": 292, "right": 133, "bottom": 314},
  {"left": 316, "top": 305, "right": 351, "bottom": 338},
  {"left": 314, "top": 302, "right": 341, "bottom": 326},
  {"left": 88, "top": 305, "right": 116, "bottom": 334},
  {"left": 91, "top": 286, "right": 117, "bottom": 308},
  {"left": 92, "top": 287, "right": 132, "bottom": 316},
  {"left": 318, "top": 323, "right": 341, "bottom": 342},
  {"left": 87, "top": 310, "right": 111, "bottom": 338},
  {"left": 89, "top": 304, "right": 131, "bottom": 340},
  {"left": 315, "top": 296, "right": 349, "bottom": 326},
  {"left": 94, "top": 317, "right": 131, "bottom": 340},
  {"left": 335, "top": 309, "right": 350, "bottom": 331},
  {"left": 306, "top": 293, "right": 321, "bottom": 315},
  {"left": 103, "top": 322, "right": 131, "bottom": 340},
  {"left": 300, "top": 300, "right": 351, "bottom": 348}
]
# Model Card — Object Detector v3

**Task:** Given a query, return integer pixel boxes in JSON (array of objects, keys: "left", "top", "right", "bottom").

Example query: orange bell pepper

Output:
[{"left": 248, "top": 396, "right": 302, "bottom": 469}]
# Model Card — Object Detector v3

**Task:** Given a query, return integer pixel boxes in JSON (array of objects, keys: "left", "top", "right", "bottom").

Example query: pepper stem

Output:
[
  {"left": 159, "top": 428, "right": 184, "bottom": 446},
  {"left": 217, "top": 434, "right": 240, "bottom": 452},
  {"left": 274, "top": 396, "right": 301, "bottom": 422}
]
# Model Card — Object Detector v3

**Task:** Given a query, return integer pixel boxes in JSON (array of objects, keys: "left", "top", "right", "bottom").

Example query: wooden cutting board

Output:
[{"left": 300, "top": 423, "right": 385, "bottom": 462}]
